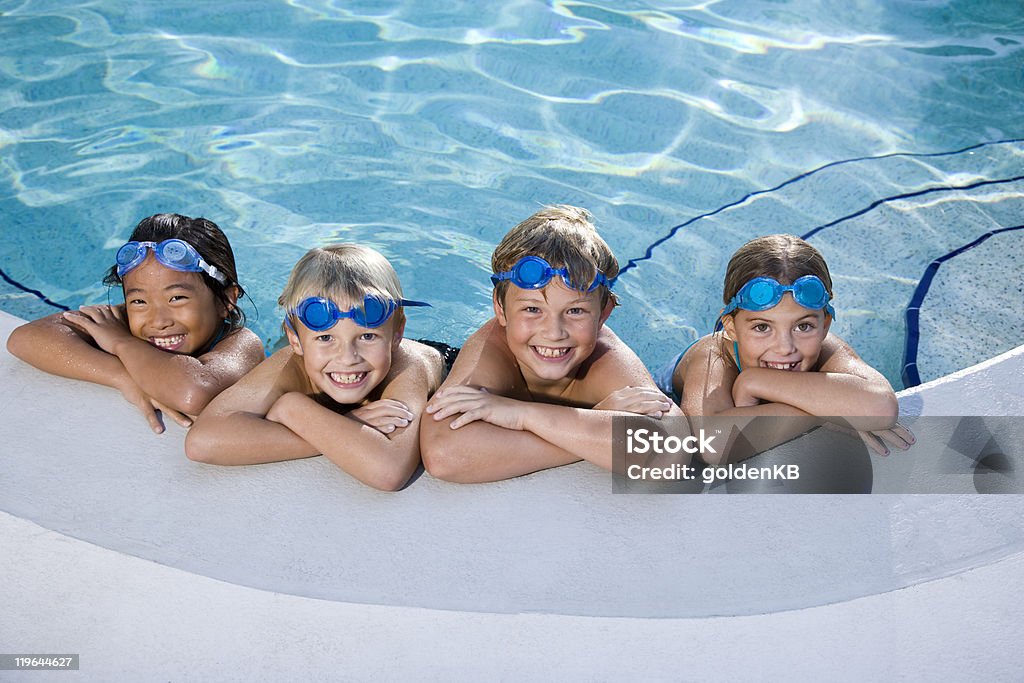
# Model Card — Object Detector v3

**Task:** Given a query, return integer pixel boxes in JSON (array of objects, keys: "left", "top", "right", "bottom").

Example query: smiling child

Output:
[
  {"left": 421, "top": 205, "right": 682, "bottom": 482},
  {"left": 185, "top": 244, "right": 449, "bottom": 491},
  {"left": 6, "top": 213, "right": 264, "bottom": 432}
]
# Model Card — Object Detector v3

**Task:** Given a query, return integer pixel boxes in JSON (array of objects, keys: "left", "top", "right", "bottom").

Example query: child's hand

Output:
[
  {"left": 116, "top": 376, "right": 192, "bottom": 434},
  {"left": 824, "top": 421, "right": 915, "bottom": 456},
  {"left": 62, "top": 305, "right": 133, "bottom": 355},
  {"left": 425, "top": 385, "right": 524, "bottom": 431},
  {"left": 858, "top": 422, "right": 915, "bottom": 456},
  {"left": 349, "top": 399, "right": 415, "bottom": 435},
  {"left": 593, "top": 386, "right": 673, "bottom": 418}
]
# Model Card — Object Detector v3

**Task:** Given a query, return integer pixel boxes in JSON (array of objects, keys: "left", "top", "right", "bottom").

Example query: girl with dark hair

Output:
[{"left": 7, "top": 213, "right": 264, "bottom": 433}]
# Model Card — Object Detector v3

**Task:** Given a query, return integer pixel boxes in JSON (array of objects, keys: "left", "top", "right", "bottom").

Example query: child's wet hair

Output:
[
  {"left": 491, "top": 205, "right": 619, "bottom": 307},
  {"left": 722, "top": 234, "right": 833, "bottom": 307},
  {"left": 103, "top": 213, "right": 246, "bottom": 330},
  {"left": 278, "top": 244, "right": 407, "bottom": 330}
]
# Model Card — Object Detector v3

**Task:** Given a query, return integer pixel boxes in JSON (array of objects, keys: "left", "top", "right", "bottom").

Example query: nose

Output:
[
  {"left": 541, "top": 312, "right": 569, "bottom": 341},
  {"left": 339, "top": 339, "right": 363, "bottom": 364},
  {"left": 773, "top": 328, "right": 797, "bottom": 355},
  {"left": 147, "top": 302, "right": 175, "bottom": 330}
]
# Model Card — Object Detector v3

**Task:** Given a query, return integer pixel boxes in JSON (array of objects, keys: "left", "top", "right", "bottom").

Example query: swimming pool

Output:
[{"left": 1, "top": 0, "right": 1022, "bottom": 387}]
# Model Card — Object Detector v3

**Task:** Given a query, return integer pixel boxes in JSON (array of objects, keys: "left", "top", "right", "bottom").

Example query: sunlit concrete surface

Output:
[{"left": 2, "top": 309, "right": 1022, "bottom": 679}]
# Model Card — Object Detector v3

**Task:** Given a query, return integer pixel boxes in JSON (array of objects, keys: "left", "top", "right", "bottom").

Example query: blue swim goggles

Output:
[
  {"left": 722, "top": 275, "right": 836, "bottom": 319},
  {"left": 116, "top": 239, "right": 228, "bottom": 284},
  {"left": 490, "top": 255, "right": 614, "bottom": 292},
  {"left": 287, "top": 294, "right": 431, "bottom": 331}
]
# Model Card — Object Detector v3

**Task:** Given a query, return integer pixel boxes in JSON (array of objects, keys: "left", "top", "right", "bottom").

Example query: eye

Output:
[
  {"left": 523, "top": 305, "right": 542, "bottom": 314},
  {"left": 752, "top": 323, "right": 769, "bottom": 333},
  {"left": 129, "top": 298, "right": 147, "bottom": 306},
  {"left": 796, "top": 322, "right": 816, "bottom": 332},
  {"left": 169, "top": 295, "right": 189, "bottom": 303},
  {"left": 315, "top": 333, "right": 334, "bottom": 343},
  {"left": 359, "top": 332, "right": 378, "bottom": 342}
]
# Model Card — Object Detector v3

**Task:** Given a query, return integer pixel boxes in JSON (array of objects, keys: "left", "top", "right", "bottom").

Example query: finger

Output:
[
  {"left": 859, "top": 430, "right": 888, "bottom": 456},
  {"left": 874, "top": 429, "right": 912, "bottom": 452},
  {"left": 364, "top": 415, "right": 411, "bottom": 430},
  {"left": 138, "top": 402, "right": 165, "bottom": 434},
  {"left": 431, "top": 402, "right": 473, "bottom": 422},
  {"left": 61, "top": 311, "right": 91, "bottom": 328},
  {"left": 892, "top": 423, "right": 916, "bottom": 446},
  {"left": 450, "top": 409, "right": 484, "bottom": 430},
  {"left": 152, "top": 400, "right": 193, "bottom": 428}
]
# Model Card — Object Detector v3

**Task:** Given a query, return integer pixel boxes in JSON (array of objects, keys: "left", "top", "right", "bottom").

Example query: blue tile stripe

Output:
[
  {"left": 618, "top": 138, "right": 1024, "bottom": 276},
  {"left": 900, "top": 223, "right": 1024, "bottom": 388},
  {"left": 0, "top": 266, "right": 70, "bottom": 312}
]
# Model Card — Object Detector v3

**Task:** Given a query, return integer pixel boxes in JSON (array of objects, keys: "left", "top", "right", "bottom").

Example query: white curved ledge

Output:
[{"left": 2, "top": 309, "right": 1022, "bottom": 676}]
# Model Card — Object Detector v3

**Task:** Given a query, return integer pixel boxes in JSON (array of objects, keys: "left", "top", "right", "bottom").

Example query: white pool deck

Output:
[{"left": 2, "top": 308, "right": 1023, "bottom": 680}]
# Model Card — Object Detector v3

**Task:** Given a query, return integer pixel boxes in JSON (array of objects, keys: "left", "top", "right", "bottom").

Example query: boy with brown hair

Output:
[{"left": 421, "top": 205, "right": 682, "bottom": 482}]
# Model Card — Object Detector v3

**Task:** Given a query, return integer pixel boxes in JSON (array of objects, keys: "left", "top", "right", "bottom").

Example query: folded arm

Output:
[
  {"left": 264, "top": 352, "right": 432, "bottom": 491},
  {"left": 185, "top": 349, "right": 321, "bottom": 465},
  {"left": 7, "top": 312, "right": 192, "bottom": 433},
  {"left": 421, "top": 321, "right": 682, "bottom": 482},
  {"left": 730, "top": 335, "right": 898, "bottom": 431},
  {"left": 61, "top": 304, "right": 264, "bottom": 415}
]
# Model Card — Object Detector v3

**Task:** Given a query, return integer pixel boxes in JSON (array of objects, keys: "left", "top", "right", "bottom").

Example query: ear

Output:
[
  {"left": 493, "top": 290, "right": 508, "bottom": 327},
  {"left": 598, "top": 296, "right": 614, "bottom": 327},
  {"left": 391, "top": 316, "right": 406, "bottom": 353},
  {"left": 285, "top": 319, "right": 304, "bottom": 356},
  {"left": 218, "top": 285, "right": 240, "bottom": 319},
  {"left": 721, "top": 314, "right": 737, "bottom": 342}
]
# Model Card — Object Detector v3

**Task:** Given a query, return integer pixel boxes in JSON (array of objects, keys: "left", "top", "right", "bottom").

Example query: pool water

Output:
[{"left": 1, "top": 0, "right": 1022, "bottom": 388}]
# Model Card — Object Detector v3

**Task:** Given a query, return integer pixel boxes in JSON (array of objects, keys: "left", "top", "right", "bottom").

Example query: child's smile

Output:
[
  {"left": 122, "top": 255, "right": 225, "bottom": 356},
  {"left": 723, "top": 294, "right": 831, "bottom": 373},
  {"left": 288, "top": 309, "right": 401, "bottom": 406},
  {"left": 495, "top": 280, "right": 611, "bottom": 392}
]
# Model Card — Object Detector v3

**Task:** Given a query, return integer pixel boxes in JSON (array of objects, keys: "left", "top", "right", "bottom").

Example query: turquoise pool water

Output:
[{"left": 1, "top": 1, "right": 1022, "bottom": 387}]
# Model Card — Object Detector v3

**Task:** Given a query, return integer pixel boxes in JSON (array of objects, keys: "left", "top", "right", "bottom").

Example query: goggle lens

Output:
[
  {"left": 116, "top": 243, "right": 142, "bottom": 268},
  {"left": 302, "top": 299, "right": 334, "bottom": 330},
  {"left": 515, "top": 258, "right": 549, "bottom": 288},
  {"left": 160, "top": 239, "right": 190, "bottom": 265},
  {"left": 794, "top": 277, "right": 826, "bottom": 308},
  {"left": 747, "top": 280, "right": 777, "bottom": 307}
]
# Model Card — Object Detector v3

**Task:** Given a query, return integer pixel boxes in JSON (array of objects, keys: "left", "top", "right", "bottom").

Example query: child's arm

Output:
[
  {"left": 730, "top": 334, "right": 898, "bottom": 430},
  {"left": 680, "top": 334, "right": 901, "bottom": 462},
  {"left": 184, "top": 348, "right": 322, "bottom": 464},
  {"left": 6, "top": 312, "right": 192, "bottom": 433},
  {"left": 419, "top": 323, "right": 580, "bottom": 482},
  {"left": 422, "top": 323, "right": 682, "bottom": 482},
  {"left": 263, "top": 346, "right": 435, "bottom": 491},
  {"left": 62, "top": 304, "right": 264, "bottom": 416}
]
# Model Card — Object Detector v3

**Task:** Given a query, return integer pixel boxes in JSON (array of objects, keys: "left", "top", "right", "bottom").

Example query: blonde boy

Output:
[
  {"left": 421, "top": 205, "right": 683, "bottom": 482},
  {"left": 187, "top": 244, "right": 446, "bottom": 491}
]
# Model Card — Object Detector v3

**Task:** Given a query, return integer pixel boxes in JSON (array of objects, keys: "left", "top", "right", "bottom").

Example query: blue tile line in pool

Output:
[
  {"left": 2, "top": 138, "right": 1022, "bottom": 389},
  {"left": 901, "top": 222, "right": 1024, "bottom": 389}
]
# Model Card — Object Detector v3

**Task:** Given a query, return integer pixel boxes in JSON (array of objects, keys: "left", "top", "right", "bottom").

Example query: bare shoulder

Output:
[
  {"left": 680, "top": 334, "right": 739, "bottom": 417},
  {"left": 817, "top": 333, "right": 862, "bottom": 370},
  {"left": 200, "top": 346, "right": 307, "bottom": 416},
  {"left": 575, "top": 326, "right": 656, "bottom": 398},
  {"left": 391, "top": 338, "right": 447, "bottom": 390},
  {"left": 198, "top": 327, "right": 265, "bottom": 367},
  {"left": 439, "top": 318, "right": 521, "bottom": 393},
  {"left": 677, "top": 334, "right": 727, "bottom": 376}
]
